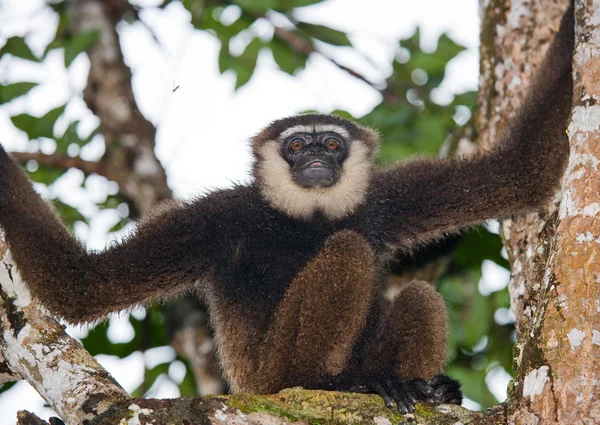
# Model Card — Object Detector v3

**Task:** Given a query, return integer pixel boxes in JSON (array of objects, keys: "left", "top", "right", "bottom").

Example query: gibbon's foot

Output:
[
  {"left": 331, "top": 375, "right": 419, "bottom": 414},
  {"left": 413, "top": 374, "right": 463, "bottom": 405},
  {"left": 329, "top": 374, "right": 461, "bottom": 413}
]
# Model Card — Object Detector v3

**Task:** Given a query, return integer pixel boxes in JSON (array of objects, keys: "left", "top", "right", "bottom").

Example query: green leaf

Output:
[
  {"left": 452, "top": 90, "right": 477, "bottom": 107},
  {"left": 54, "top": 121, "right": 79, "bottom": 153},
  {"left": 11, "top": 104, "right": 66, "bottom": 140},
  {"left": 435, "top": 33, "right": 467, "bottom": 63},
  {"left": 99, "top": 194, "right": 125, "bottom": 210},
  {"left": 0, "top": 37, "right": 39, "bottom": 62},
  {"left": 288, "top": 0, "right": 325, "bottom": 6},
  {"left": 0, "top": 382, "right": 17, "bottom": 395},
  {"left": 463, "top": 284, "right": 491, "bottom": 348},
  {"left": 54, "top": 121, "right": 99, "bottom": 153},
  {"left": 271, "top": 0, "right": 325, "bottom": 11},
  {"left": 27, "top": 166, "right": 65, "bottom": 186},
  {"left": 448, "top": 365, "right": 499, "bottom": 407},
  {"left": 270, "top": 38, "right": 308, "bottom": 75},
  {"left": 193, "top": 7, "right": 252, "bottom": 41},
  {"left": 81, "top": 308, "right": 169, "bottom": 359},
  {"left": 109, "top": 217, "right": 133, "bottom": 233},
  {"left": 131, "top": 362, "right": 171, "bottom": 398},
  {"left": 178, "top": 365, "right": 199, "bottom": 397},
  {"left": 232, "top": 37, "right": 262, "bottom": 90},
  {"left": 44, "top": 1, "right": 70, "bottom": 58},
  {"left": 330, "top": 110, "right": 356, "bottom": 120},
  {"left": 232, "top": 0, "right": 278, "bottom": 12},
  {"left": 53, "top": 199, "right": 87, "bottom": 231},
  {"left": 453, "top": 228, "right": 509, "bottom": 270},
  {"left": 64, "top": 30, "right": 100, "bottom": 67},
  {"left": 0, "top": 82, "right": 37, "bottom": 104},
  {"left": 218, "top": 45, "right": 235, "bottom": 74},
  {"left": 296, "top": 22, "right": 351, "bottom": 46}
]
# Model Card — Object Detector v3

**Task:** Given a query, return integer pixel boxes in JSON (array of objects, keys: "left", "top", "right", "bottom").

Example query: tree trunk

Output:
[{"left": 480, "top": 0, "right": 600, "bottom": 422}]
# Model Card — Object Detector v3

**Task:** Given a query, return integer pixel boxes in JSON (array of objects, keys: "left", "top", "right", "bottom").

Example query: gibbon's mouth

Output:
[
  {"left": 301, "top": 159, "right": 330, "bottom": 169},
  {"left": 293, "top": 162, "right": 339, "bottom": 188}
]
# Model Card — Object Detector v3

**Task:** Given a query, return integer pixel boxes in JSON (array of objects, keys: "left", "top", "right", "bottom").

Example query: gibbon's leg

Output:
[
  {"left": 256, "top": 230, "right": 376, "bottom": 393},
  {"left": 372, "top": 281, "right": 447, "bottom": 379},
  {"left": 366, "top": 281, "right": 461, "bottom": 405}
]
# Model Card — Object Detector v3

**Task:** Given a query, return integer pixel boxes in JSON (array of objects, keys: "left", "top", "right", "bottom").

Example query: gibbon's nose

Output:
[{"left": 308, "top": 147, "right": 325, "bottom": 156}]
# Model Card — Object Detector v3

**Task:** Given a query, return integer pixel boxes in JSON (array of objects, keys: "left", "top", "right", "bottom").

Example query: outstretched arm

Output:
[
  {"left": 0, "top": 149, "right": 220, "bottom": 323},
  {"left": 369, "top": 2, "right": 574, "bottom": 250}
]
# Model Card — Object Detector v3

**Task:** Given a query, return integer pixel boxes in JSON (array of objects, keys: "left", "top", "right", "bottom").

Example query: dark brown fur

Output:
[{"left": 0, "top": 2, "right": 573, "bottom": 410}]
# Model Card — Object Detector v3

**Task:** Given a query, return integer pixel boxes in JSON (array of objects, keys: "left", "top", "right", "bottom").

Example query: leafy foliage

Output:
[
  {"left": 362, "top": 28, "right": 473, "bottom": 160},
  {"left": 55, "top": 121, "right": 100, "bottom": 153},
  {"left": 63, "top": 30, "right": 100, "bottom": 67},
  {"left": 295, "top": 21, "right": 351, "bottom": 46}
]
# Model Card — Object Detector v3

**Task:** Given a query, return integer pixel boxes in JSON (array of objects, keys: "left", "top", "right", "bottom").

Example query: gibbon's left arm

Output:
[
  {"left": 370, "top": 3, "right": 573, "bottom": 249},
  {"left": 0, "top": 147, "right": 231, "bottom": 323}
]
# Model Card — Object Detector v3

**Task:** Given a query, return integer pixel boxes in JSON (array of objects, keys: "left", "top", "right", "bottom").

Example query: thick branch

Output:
[{"left": 0, "top": 241, "right": 130, "bottom": 424}]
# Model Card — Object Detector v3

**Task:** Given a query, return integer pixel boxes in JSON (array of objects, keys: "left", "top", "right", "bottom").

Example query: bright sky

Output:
[{"left": 0, "top": 0, "right": 501, "bottom": 422}]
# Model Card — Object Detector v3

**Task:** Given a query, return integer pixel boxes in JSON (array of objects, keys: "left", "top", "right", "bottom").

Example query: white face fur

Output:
[{"left": 255, "top": 123, "right": 376, "bottom": 220}]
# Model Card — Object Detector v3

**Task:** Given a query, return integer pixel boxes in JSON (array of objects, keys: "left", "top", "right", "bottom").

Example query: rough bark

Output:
[{"left": 0, "top": 241, "right": 130, "bottom": 424}]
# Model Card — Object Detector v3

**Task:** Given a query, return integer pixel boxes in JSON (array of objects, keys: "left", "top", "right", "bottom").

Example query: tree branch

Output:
[
  {"left": 10, "top": 152, "right": 103, "bottom": 176},
  {"left": 270, "top": 25, "right": 400, "bottom": 103}
]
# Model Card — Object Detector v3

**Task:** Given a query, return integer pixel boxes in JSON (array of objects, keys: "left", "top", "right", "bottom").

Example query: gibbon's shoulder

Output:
[{"left": 185, "top": 183, "right": 275, "bottom": 221}]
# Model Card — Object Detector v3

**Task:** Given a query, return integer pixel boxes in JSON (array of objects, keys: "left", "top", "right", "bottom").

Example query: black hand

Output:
[
  {"left": 329, "top": 375, "right": 419, "bottom": 414},
  {"left": 408, "top": 374, "right": 462, "bottom": 405}
]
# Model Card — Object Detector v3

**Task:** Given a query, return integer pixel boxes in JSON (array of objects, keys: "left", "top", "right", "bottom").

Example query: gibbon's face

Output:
[
  {"left": 252, "top": 115, "right": 380, "bottom": 220},
  {"left": 282, "top": 130, "right": 349, "bottom": 188}
]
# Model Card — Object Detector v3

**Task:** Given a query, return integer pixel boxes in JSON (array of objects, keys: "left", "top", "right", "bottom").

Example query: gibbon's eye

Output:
[
  {"left": 326, "top": 139, "right": 339, "bottom": 150},
  {"left": 289, "top": 140, "right": 304, "bottom": 152}
]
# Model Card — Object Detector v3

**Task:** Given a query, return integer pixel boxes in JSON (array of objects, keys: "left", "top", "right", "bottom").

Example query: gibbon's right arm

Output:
[
  {"left": 368, "top": 1, "right": 574, "bottom": 250},
  {"left": 0, "top": 150, "right": 225, "bottom": 323}
]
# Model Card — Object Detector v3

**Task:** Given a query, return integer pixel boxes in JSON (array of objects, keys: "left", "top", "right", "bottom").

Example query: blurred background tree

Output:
[{"left": 0, "top": 0, "right": 510, "bottom": 420}]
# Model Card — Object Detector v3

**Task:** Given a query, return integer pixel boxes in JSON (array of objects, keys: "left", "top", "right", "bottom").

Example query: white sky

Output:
[{"left": 0, "top": 0, "right": 500, "bottom": 422}]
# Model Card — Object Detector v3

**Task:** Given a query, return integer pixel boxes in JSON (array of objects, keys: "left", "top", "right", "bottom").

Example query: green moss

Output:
[
  {"left": 518, "top": 340, "right": 547, "bottom": 377},
  {"left": 215, "top": 388, "right": 492, "bottom": 425}
]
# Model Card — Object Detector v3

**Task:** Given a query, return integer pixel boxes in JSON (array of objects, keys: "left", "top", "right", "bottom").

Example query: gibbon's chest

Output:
[{"left": 209, "top": 212, "right": 345, "bottom": 305}]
